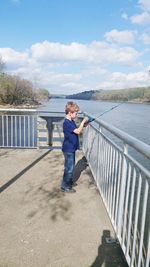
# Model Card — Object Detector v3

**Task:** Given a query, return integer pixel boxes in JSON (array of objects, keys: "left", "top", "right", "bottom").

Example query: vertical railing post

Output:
[
  {"left": 117, "top": 143, "right": 128, "bottom": 240},
  {"left": 37, "top": 115, "right": 40, "bottom": 148},
  {"left": 96, "top": 125, "right": 102, "bottom": 183},
  {"left": 45, "top": 118, "right": 53, "bottom": 146}
]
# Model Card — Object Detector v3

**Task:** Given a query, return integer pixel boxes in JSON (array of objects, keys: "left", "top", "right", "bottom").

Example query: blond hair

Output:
[{"left": 65, "top": 101, "right": 79, "bottom": 114}]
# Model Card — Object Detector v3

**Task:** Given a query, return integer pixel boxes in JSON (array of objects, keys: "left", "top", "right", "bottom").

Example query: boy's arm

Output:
[{"left": 73, "top": 117, "right": 88, "bottom": 135}]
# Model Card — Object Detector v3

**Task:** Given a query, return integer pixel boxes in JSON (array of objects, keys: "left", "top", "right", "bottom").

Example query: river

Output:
[
  {"left": 0, "top": 98, "right": 149, "bottom": 170},
  {"left": 39, "top": 98, "right": 150, "bottom": 171},
  {"left": 39, "top": 98, "right": 150, "bottom": 146}
]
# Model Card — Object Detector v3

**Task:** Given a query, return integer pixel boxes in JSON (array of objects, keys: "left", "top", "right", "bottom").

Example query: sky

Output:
[{"left": 0, "top": 0, "right": 150, "bottom": 95}]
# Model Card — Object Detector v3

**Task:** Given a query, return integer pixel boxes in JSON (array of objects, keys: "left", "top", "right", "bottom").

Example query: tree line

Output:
[
  {"left": 92, "top": 87, "right": 150, "bottom": 102},
  {"left": 67, "top": 87, "right": 150, "bottom": 103},
  {"left": 0, "top": 57, "right": 50, "bottom": 106}
]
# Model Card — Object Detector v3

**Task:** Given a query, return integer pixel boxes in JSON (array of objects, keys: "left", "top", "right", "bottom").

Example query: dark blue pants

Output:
[{"left": 61, "top": 152, "right": 75, "bottom": 189}]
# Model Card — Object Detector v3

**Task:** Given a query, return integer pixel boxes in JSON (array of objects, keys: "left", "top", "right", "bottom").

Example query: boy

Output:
[{"left": 61, "top": 101, "right": 88, "bottom": 193}]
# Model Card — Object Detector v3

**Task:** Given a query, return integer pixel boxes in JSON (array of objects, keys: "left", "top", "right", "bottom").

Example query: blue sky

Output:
[{"left": 0, "top": 0, "right": 150, "bottom": 94}]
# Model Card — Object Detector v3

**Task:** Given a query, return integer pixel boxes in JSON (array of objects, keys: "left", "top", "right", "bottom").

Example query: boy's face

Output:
[{"left": 69, "top": 110, "right": 78, "bottom": 120}]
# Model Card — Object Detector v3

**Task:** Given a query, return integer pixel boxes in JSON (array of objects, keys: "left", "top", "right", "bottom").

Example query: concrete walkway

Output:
[{"left": 0, "top": 149, "right": 128, "bottom": 267}]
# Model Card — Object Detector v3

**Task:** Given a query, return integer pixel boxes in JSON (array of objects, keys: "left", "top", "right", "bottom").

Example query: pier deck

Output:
[{"left": 0, "top": 149, "right": 127, "bottom": 267}]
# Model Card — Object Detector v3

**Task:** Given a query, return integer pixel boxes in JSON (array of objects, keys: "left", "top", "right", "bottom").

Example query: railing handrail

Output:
[
  {"left": 0, "top": 109, "right": 84, "bottom": 120},
  {"left": 0, "top": 108, "right": 37, "bottom": 112},
  {"left": 83, "top": 111, "right": 150, "bottom": 160}
]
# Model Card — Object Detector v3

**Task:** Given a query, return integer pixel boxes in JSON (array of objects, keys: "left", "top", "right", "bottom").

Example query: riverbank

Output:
[
  {"left": 0, "top": 98, "right": 149, "bottom": 109},
  {"left": 0, "top": 103, "right": 40, "bottom": 109}
]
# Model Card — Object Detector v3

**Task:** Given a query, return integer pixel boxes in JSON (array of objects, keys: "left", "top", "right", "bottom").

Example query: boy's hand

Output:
[{"left": 82, "top": 117, "right": 89, "bottom": 126}]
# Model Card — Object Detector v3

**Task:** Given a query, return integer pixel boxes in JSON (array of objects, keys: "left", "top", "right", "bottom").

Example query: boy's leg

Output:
[{"left": 61, "top": 152, "right": 75, "bottom": 189}]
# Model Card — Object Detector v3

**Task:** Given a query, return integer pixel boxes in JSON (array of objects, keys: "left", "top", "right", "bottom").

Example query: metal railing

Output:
[
  {"left": 82, "top": 114, "right": 150, "bottom": 267},
  {"left": 0, "top": 109, "right": 83, "bottom": 148},
  {"left": 0, "top": 109, "right": 37, "bottom": 148}
]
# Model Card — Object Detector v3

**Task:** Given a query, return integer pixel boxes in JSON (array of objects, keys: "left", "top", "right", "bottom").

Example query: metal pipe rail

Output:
[
  {"left": 82, "top": 114, "right": 150, "bottom": 267},
  {"left": 0, "top": 108, "right": 37, "bottom": 113}
]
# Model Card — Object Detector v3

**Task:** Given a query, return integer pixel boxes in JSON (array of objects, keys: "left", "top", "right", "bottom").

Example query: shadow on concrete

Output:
[
  {"left": 73, "top": 156, "right": 88, "bottom": 183},
  {"left": 24, "top": 156, "right": 92, "bottom": 222},
  {"left": 24, "top": 183, "right": 72, "bottom": 222},
  {"left": 43, "top": 151, "right": 62, "bottom": 162},
  {"left": 0, "top": 149, "right": 10, "bottom": 158},
  {"left": 0, "top": 149, "right": 51, "bottom": 194},
  {"left": 36, "top": 186, "right": 72, "bottom": 221},
  {"left": 90, "top": 230, "right": 128, "bottom": 267}
]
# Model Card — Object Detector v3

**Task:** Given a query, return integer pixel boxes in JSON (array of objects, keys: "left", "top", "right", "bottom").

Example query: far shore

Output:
[
  {"left": 0, "top": 98, "right": 149, "bottom": 110},
  {"left": 0, "top": 103, "right": 41, "bottom": 109}
]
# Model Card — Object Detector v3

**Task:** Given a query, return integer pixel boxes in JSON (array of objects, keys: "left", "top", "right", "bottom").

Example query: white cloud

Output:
[
  {"left": 131, "top": 12, "right": 150, "bottom": 24},
  {"left": 96, "top": 70, "right": 150, "bottom": 90},
  {"left": 0, "top": 40, "right": 145, "bottom": 94},
  {"left": 123, "top": 1, "right": 150, "bottom": 25},
  {"left": 94, "top": 42, "right": 138, "bottom": 66},
  {"left": 82, "top": 66, "right": 107, "bottom": 77},
  {"left": 44, "top": 73, "right": 81, "bottom": 85},
  {"left": 36, "top": 73, "right": 85, "bottom": 94},
  {"left": 30, "top": 40, "right": 140, "bottom": 66},
  {"left": 104, "top": 29, "right": 135, "bottom": 44},
  {"left": 30, "top": 41, "right": 88, "bottom": 62},
  {"left": 10, "top": 65, "right": 84, "bottom": 93},
  {"left": 61, "top": 82, "right": 84, "bottom": 91},
  {"left": 140, "top": 33, "right": 150, "bottom": 44},
  {"left": 0, "top": 48, "right": 28, "bottom": 67},
  {"left": 138, "top": 0, "right": 150, "bottom": 11}
]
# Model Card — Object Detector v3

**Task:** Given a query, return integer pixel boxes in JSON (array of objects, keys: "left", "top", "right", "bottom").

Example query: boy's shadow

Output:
[
  {"left": 73, "top": 156, "right": 88, "bottom": 183},
  {"left": 90, "top": 230, "right": 128, "bottom": 267}
]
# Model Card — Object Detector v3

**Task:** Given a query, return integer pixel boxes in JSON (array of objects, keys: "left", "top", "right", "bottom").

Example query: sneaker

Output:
[{"left": 61, "top": 187, "right": 76, "bottom": 193}]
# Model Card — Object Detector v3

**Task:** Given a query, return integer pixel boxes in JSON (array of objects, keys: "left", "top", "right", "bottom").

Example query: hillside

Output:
[
  {"left": 66, "top": 90, "right": 101, "bottom": 100},
  {"left": 66, "top": 87, "right": 150, "bottom": 103}
]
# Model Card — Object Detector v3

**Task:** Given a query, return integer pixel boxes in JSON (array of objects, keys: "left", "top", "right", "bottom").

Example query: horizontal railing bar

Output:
[
  {"left": 0, "top": 146, "right": 37, "bottom": 149},
  {"left": 38, "top": 110, "right": 65, "bottom": 114},
  {"left": 0, "top": 109, "right": 83, "bottom": 116},
  {"left": 0, "top": 108, "right": 37, "bottom": 112},
  {"left": 0, "top": 114, "right": 37, "bottom": 117},
  {"left": 38, "top": 111, "right": 83, "bottom": 119},
  {"left": 38, "top": 110, "right": 83, "bottom": 115}
]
